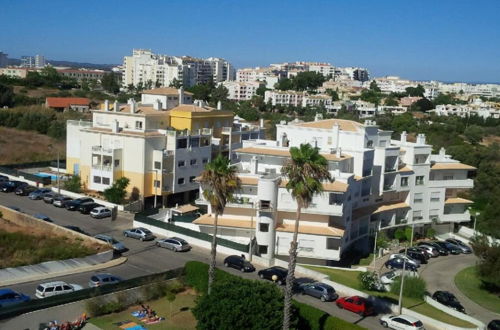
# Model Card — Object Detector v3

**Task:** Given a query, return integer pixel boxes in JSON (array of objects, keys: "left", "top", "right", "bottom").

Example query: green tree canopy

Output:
[
  {"left": 210, "top": 85, "right": 229, "bottom": 105},
  {"left": 405, "top": 85, "right": 425, "bottom": 97},
  {"left": 410, "top": 98, "right": 434, "bottom": 112},
  {"left": 103, "top": 177, "right": 130, "bottom": 204},
  {"left": 471, "top": 235, "right": 500, "bottom": 291},
  {"left": 101, "top": 72, "right": 120, "bottom": 94},
  {"left": 369, "top": 81, "right": 381, "bottom": 92},
  {"left": 326, "top": 89, "right": 340, "bottom": 101},
  {"left": 0, "top": 83, "right": 14, "bottom": 107},
  {"left": 63, "top": 175, "right": 83, "bottom": 193}
]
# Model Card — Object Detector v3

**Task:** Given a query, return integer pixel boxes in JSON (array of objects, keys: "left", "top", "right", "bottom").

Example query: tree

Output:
[
  {"left": 410, "top": 98, "right": 434, "bottom": 112},
  {"left": 369, "top": 81, "right": 381, "bottom": 92},
  {"left": 275, "top": 78, "right": 294, "bottom": 91},
  {"left": 464, "top": 125, "right": 484, "bottom": 145},
  {"left": 192, "top": 276, "right": 285, "bottom": 330},
  {"left": 101, "top": 72, "right": 120, "bottom": 94},
  {"left": 384, "top": 96, "right": 399, "bottom": 106},
  {"left": 103, "top": 177, "right": 130, "bottom": 204},
  {"left": 0, "top": 83, "right": 14, "bottom": 107},
  {"left": 235, "top": 102, "right": 260, "bottom": 121},
  {"left": 63, "top": 175, "right": 82, "bottom": 193},
  {"left": 211, "top": 85, "right": 229, "bottom": 105},
  {"left": 40, "top": 66, "right": 62, "bottom": 87},
  {"left": 186, "top": 83, "right": 213, "bottom": 101},
  {"left": 405, "top": 85, "right": 425, "bottom": 97},
  {"left": 325, "top": 89, "right": 339, "bottom": 101},
  {"left": 256, "top": 85, "right": 267, "bottom": 97},
  {"left": 280, "top": 144, "right": 331, "bottom": 329},
  {"left": 390, "top": 276, "right": 427, "bottom": 299},
  {"left": 199, "top": 155, "right": 241, "bottom": 294},
  {"left": 360, "top": 89, "right": 383, "bottom": 105},
  {"left": 471, "top": 235, "right": 500, "bottom": 291},
  {"left": 169, "top": 78, "right": 182, "bottom": 89}
]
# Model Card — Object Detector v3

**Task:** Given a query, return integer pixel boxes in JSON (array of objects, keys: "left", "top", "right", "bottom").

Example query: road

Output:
[{"left": 0, "top": 191, "right": 407, "bottom": 330}]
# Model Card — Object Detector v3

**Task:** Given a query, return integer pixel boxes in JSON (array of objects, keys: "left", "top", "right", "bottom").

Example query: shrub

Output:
[
  {"left": 140, "top": 281, "right": 169, "bottom": 301},
  {"left": 394, "top": 227, "right": 407, "bottom": 241},
  {"left": 390, "top": 276, "right": 427, "bottom": 299},
  {"left": 63, "top": 175, "right": 82, "bottom": 193},
  {"left": 103, "top": 177, "right": 130, "bottom": 204},
  {"left": 294, "top": 301, "right": 364, "bottom": 330},
  {"left": 358, "top": 271, "right": 384, "bottom": 291},
  {"left": 184, "top": 261, "right": 233, "bottom": 294},
  {"left": 425, "top": 227, "right": 436, "bottom": 239}
]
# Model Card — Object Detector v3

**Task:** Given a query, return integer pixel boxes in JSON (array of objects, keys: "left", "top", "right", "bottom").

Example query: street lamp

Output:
[
  {"left": 473, "top": 212, "right": 480, "bottom": 237},
  {"left": 249, "top": 201, "right": 256, "bottom": 261},
  {"left": 154, "top": 169, "right": 158, "bottom": 208},
  {"left": 48, "top": 144, "right": 60, "bottom": 194},
  {"left": 398, "top": 223, "right": 414, "bottom": 314},
  {"left": 372, "top": 220, "right": 382, "bottom": 273}
]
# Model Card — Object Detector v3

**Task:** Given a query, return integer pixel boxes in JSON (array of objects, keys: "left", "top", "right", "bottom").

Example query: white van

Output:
[{"left": 35, "top": 281, "right": 83, "bottom": 299}]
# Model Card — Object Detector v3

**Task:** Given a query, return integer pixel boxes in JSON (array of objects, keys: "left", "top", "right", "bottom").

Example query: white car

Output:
[
  {"left": 380, "top": 270, "right": 419, "bottom": 285},
  {"left": 35, "top": 281, "right": 83, "bottom": 299},
  {"left": 90, "top": 206, "right": 112, "bottom": 219},
  {"left": 389, "top": 254, "right": 421, "bottom": 268},
  {"left": 380, "top": 314, "right": 425, "bottom": 330}
]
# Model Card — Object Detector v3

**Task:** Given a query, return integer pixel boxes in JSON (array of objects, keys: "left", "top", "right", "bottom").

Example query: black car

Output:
[
  {"left": 434, "top": 241, "right": 462, "bottom": 254},
  {"left": 63, "top": 225, "right": 89, "bottom": 236},
  {"left": 258, "top": 266, "right": 288, "bottom": 285},
  {"left": 0, "top": 180, "right": 27, "bottom": 192},
  {"left": 418, "top": 241, "right": 449, "bottom": 256},
  {"left": 65, "top": 197, "right": 94, "bottom": 211},
  {"left": 399, "top": 247, "right": 430, "bottom": 260},
  {"left": 446, "top": 238, "right": 472, "bottom": 254},
  {"left": 78, "top": 202, "right": 103, "bottom": 214},
  {"left": 488, "top": 320, "right": 500, "bottom": 330},
  {"left": 384, "top": 258, "right": 418, "bottom": 272},
  {"left": 432, "top": 291, "right": 465, "bottom": 313},
  {"left": 0, "top": 174, "right": 8, "bottom": 182},
  {"left": 15, "top": 185, "right": 37, "bottom": 196},
  {"left": 406, "top": 250, "right": 427, "bottom": 264},
  {"left": 223, "top": 255, "right": 255, "bottom": 272}
]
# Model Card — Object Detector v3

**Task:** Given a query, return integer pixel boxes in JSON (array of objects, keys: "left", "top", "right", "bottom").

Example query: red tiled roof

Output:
[{"left": 46, "top": 97, "right": 90, "bottom": 108}]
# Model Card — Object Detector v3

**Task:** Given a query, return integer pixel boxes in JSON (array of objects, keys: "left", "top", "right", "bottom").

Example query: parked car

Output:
[
  {"left": 94, "top": 234, "right": 127, "bottom": 253},
  {"left": 223, "top": 255, "right": 255, "bottom": 272},
  {"left": 380, "top": 270, "right": 418, "bottom": 285},
  {"left": 404, "top": 250, "right": 427, "bottom": 264},
  {"left": 299, "top": 282, "right": 338, "bottom": 302},
  {"left": 123, "top": 227, "right": 155, "bottom": 241},
  {"left": 0, "top": 175, "right": 8, "bottom": 182},
  {"left": 0, "top": 288, "right": 30, "bottom": 308},
  {"left": 34, "top": 213, "right": 52, "bottom": 222},
  {"left": 35, "top": 281, "right": 83, "bottom": 299},
  {"left": 64, "top": 225, "right": 88, "bottom": 235},
  {"left": 28, "top": 188, "right": 51, "bottom": 200},
  {"left": 65, "top": 197, "right": 94, "bottom": 211},
  {"left": 385, "top": 258, "right": 418, "bottom": 272},
  {"left": 88, "top": 273, "right": 122, "bottom": 288},
  {"left": 53, "top": 196, "right": 73, "bottom": 208},
  {"left": 434, "top": 241, "right": 462, "bottom": 254},
  {"left": 90, "top": 206, "right": 112, "bottom": 219},
  {"left": 43, "top": 192, "right": 59, "bottom": 204},
  {"left": 432, "top": 291, "right": 465, "bottom": 313},
  {"left": 78, "top": 202, "right": 103, "bottom": 214},
  {"left": 488, "top": 320, "right": 500, "bottom": 330},
  {"left": 156, "top": 237, "right": 192, "bottom": 252},
  {"left": 380, "top": 314, "right": 424, "bottom": 329},
  {"left": 417, "top": 241, "right": 448, "bottom": 256},
  {"left": 15, "top": 185, "right": 37, "bottom": 196},
  {"left": 0, "top": 180, "right": 27, "bottom": 192},
  {"left": 445, "top": 238, "right": 472, "bottom": 254},
  {"left": 257, "top": 266, "right": 288, "bottom": 285},
  {"left": 336, "top": 296, "right": 375, "bottom": 316},
  {"left": 389, "top": 254, "right": 420, "bottom": 268}
]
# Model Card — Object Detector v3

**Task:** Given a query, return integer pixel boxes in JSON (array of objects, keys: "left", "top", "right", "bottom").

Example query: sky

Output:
[{"left": 1, "top": 0, "right": 500, "bottom": 83}]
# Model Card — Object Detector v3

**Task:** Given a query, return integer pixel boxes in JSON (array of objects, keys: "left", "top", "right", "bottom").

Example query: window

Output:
[
  {"left": 102, "top": 177, "right": 110, "bottom": 185},
  {"left": 93, "top": 176, "right": 101, "bottom": 183},
  {"left": 366, "top": 140, "right": 373, "bottom": 148},
  {"left": 329, "top": 193, "right": 344, "bottom": 205},
  {"left": 154, "top": 161, "right": 161, "bottom": 170},
  {"left": 415, "top": 176, "right": 424, "bottom": 185},
  {"left": 431, "top": 192, "right": 440, "bottom": 202},
  {"left": 135, "top": 121, "right": 143, "bottom": 130},
  {"left": 177, "top": 178, "right": 185, "bottom": 185},
  {"left": 202, "top": 158, "right": 209, "bottom": 164},
  {"left": 176, "top": 138, "right": 187, "bottom": 149},
  {"left": 326, "top": 237, "right": 341, "bottom": 250},
  {"left": 178, "top": 160, "right": 185, "bottom": 167},
  {"left": 258, "top": 245, "right": 268, "bottom": 254},
  {"left": 259, "top": 223, "right": 269, "bottom": 232},
  {"left": 414, "top": 154, "right": 427, "bottom": 164},
  {"left": 401, "top": 177, "right": 409, "bottom": 187},
  {"left": 189, "top": 176, "right": 196, "bottom": 183},
  {"left": 260, "top": 200, "right": 271, "bottom": 209},
  {"left": 154, "top": 180, "right": 160, "bottom": 188},
  {"left": 190, "top": 137, "right": 200, "bottom": 148},
  {"left": 114, "top": 159, "right": 120, "bottom": 167},
  {"left": 443, "top": 175, "right": 454, "bottom": 180},
  {"left": 413, "top": 210, "right": 423, "bottom": 220},
  {"left": 414, "top": 193, "right": 423, "bottom": 203},
  {"left": 190, "top": 159, "right": 197, "bottom": 166}
]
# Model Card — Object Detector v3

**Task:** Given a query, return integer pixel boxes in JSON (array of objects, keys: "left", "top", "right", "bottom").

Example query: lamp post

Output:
[
  {"left": 249, "top": 201, "right": 256, "bottom": 261},
  {"left": 373, "top": 220, "right": 381, "bottom": 273},
  {"left": 398, "top": 223, "right": 414, "bottom": 314},
  {"left": 57, "top": 149, "right": 60, "bottom": 194},
  {"left": 473, "top": 212, "right": 480, "bottom": 237},
  {"left": 154, "top": 169, "right": 158, "bottom": 208}
]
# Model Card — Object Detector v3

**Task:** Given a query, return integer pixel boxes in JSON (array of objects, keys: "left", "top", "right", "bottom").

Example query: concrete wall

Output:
[{"left": 49, "top": 187, "right": 124, "bottom": 211}]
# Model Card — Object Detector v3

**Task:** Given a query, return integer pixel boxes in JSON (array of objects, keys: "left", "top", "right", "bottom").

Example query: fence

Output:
[
  {"left": 134, "top": 213, "right": 249, "bottom": 252},
  {"left": 0, "top": 267, "right": 184, "bottom": 321},
  {"left": 0, "top": 160, "right": 65, "bottom": 186}
]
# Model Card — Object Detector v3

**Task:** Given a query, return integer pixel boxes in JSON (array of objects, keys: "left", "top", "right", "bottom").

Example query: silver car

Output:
[
  {"left": 123, "top": 227, "right": 155, "bottom": 241},
  {"left": 90, "top": 206, "right": 112, "bottom": 219},
  {"left": 53, "top": 196, "right": 73, "bottom": 208},
  {"left": 94, "top": 234, "right": 127, "bottom": 252},
  {"left": 29, "top": 188, "right": 51, "bottom": 200},
  {"left": 88, "top": 273, "right": 122, "bottom": 288},
  {"left": 156, "top": 237, "right": 191, "bottom": 252}
]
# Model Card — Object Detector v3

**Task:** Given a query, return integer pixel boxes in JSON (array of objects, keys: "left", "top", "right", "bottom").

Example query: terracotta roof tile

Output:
[{"left": 46, "top": 97, "right": 90, "bottom": 108}]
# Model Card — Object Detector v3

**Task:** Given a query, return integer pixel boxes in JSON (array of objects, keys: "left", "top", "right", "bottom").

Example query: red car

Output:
[{"left": 336, "top": 296, "right": 375, "bottom": 316}]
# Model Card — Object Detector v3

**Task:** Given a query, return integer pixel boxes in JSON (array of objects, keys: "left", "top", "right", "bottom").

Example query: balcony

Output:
[
  {"left": 442, "top": 210, "right": 471, "bottom": 223},
  {"left": 428, "top": 178, "right": 474, "bottom": 189},
  {"left": 92, "top": 146, "right": 115, "bottom": 155},
  {"left": 92, "top": 165, "right": 113, "bottom": 172},
  {"left": 383, "top": 184, "right": 396, "bottom": 192}
]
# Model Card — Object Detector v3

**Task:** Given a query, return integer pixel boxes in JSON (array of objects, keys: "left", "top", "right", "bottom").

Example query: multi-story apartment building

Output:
[
  {"left": 57, "top": 68, "right": 107, "bottom": 82},
  {"left": 0, "top": 67, "right": 32, "bottom": 78},
  {"left": 236, "top": 67, "right": 283, "bottom": 89},
  {"left": 370, "top": 76, "right": 438, "bottom": 99},
  {"left": 20, "top": 55, "right": 46, "bottom": 68},
  {"left": 222, "top": 81, "right": 264, "bottom": 101},
  {"left": 335, "top": 67, "right": 370, "bottom": 82},
  {"left": 0, "top": 52, "right": 8, "bottom": 68},
  {"left": 432, "top": 100, "right": 500, "bottom": 119},
  {"left": 194, "top": 117, "right": 475, "bottom": 265},
  {"left": 122, "top": 49, "right": 235, "bottom": 88},
  {"left": 264, "top": 90, "right": 305, "bottom": 107}
]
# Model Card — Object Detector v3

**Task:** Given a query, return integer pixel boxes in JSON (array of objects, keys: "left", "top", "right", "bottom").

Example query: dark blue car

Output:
[{"left": 0, "top": 288, "right": 30, "bottom": 308}]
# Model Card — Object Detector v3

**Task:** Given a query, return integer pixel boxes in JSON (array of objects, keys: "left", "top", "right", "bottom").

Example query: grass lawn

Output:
[
  {"left": 89, "top": 291, "right": 197, "bottom": 330},
  {"left": 304, "top": 266, "right": 476, "bottom": 328},
  {"left": 455, "top": 266, "right": 500, "bottom": 313},
  {"left": 354, "top": 253, "right": 374, "bottom": 266}
]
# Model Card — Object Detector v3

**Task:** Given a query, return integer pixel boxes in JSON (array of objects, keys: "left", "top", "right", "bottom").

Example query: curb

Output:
[{"left": 0, "top": 257, "right": 128, "bottom": 287}]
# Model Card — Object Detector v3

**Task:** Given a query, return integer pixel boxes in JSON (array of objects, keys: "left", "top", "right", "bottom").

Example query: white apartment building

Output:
[
  {"left": 346, "top": 100, "right": 378, "bottom": 118},
  {"left": 370, "top": 76, "right": 438, "bottom": 99},
  {"left": 194, "top": 117, "right": 475, "bottom": 265},
  {"left": 265, "top": 90, "right": 305, "bottom": 107},
  {"left": 236, "top": 67, "right": 282, "bottom": 89},
  {"left": 0, "top": 52, "right": 8, "bottom": 68},
  {"left": 335, "top": 67, "right": 370, "bottom": 82},
  {"left": 436, "top": 82, "right": 500, "bottom": 98},
  {"left": 20, "top": 55, "right": 46, "bottom": 68},
  {"left": 222, "top": 81, "right": 264, "bottom": 101},
  {"left": 378, "top": 105, "right": 408, "bottom": 115},
  {"left": 432, "top": 100, "right": 500, "bottom": 119},
  {"left": 123, "top": 49, "right": 235, "bottom": 88}
]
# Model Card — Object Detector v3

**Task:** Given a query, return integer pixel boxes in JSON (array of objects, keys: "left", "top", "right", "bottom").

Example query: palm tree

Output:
[
  {"left": 281, "top": 143, "right": 331, "bottom": 329},
  {"left": 199, "top": 154, "right": 241, "bottom": 294}
]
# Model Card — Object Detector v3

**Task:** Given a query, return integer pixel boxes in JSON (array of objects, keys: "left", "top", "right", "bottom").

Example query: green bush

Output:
[
  {"left": 294, "top": 301, "right": 365, "bottom": 330},
  {"left": 85, "top": 296, "right": 125, "bottom": 317},
  {"left": 63, "top": 175, "right": 82, "bottom": 193},
  {"left": 140, "top": 281, "right": 169, "bottom": 301},
  {"left": 425, "top": 228, "right": 437, "bottom": 239},
  {"left": 390, "top": 276, "right": 427, "bottom": 300}
]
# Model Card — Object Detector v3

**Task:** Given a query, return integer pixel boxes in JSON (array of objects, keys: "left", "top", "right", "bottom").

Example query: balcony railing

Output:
[
  {"left": 92, "top": 146, "right": 115, "bottom": 154},
  {"left": 92, "top": 165, "right": 113, "bottom": 172},
  {"left": 383, "top": 185, "right": 396, "bottom": 192},
  {"left": 428, "top": 179, "right": 474, "bottom": 189}
]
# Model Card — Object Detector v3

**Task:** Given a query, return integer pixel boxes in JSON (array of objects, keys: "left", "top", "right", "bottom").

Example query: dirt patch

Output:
[
  {"left": 481, "top": 135, "right": 500, "bottom": 146},
  {"left": 0, "top": 126, "right": 65, "bottom": 165},
  {"left": 13, "top": 86, "right": 59, "bottom": 98}
]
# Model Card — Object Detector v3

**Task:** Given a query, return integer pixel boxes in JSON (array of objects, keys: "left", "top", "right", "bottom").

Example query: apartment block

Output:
[
  {"left": 0, "top": 52, "right": 8, "bottom": 68},
  {"left": 194, "top": 117, "right": 475, "bottom": 265},
  {"left": 222, "top": 81, "right": 264, "bottom": 101}
]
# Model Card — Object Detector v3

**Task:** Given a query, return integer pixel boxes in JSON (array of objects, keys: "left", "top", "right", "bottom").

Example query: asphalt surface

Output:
[{"left": 0, "top": 190, "right": 429, "bottom": 330}]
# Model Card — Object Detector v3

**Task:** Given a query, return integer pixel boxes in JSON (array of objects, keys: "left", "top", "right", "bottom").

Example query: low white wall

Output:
[
  {"left": 457, "top": 226, "right": 500, "bottom": 245},
  {"left": 51, "top": 187, "right": 124, "bottom": 211},
  {"left": 3, "top": 173, "right": 41, "bottom": 187}
]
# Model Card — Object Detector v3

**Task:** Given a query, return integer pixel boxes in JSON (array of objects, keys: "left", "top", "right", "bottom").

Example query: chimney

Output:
[
  {"left": 314, "top": 113, "right": 323, "bottom": 121},
  {"left": 114, "top": 100, "right": 119, "bottom": 112},
  {"left": 416, "top": 133, "right": 426, "bottom": 145},
  {"left": 439, "top": 147, "right": 446, "bottom": 156},
  {"left": 332, "top": 123, "right": 340, "bottom": 152},
  {"left": 337, "top": 147, "right": 342, "bottom": 158},
  {"left": 250, "top": 156, "right": 258, "bottom": 174},
  {"left": 401, "top": 131, "right": 407, "bottom": 143},
  {"left": 112, "top": 119, "right": 119, "bottom": 133},
  {"left": 178, "top": 87, "right": 184, "bottom": 105},
  {"left": 217, "top": 100, "right": 222, "bottom": 110},
  {"left": 104, "top": 99, "right": 109, "bottom": 111},
  {"left": 153, "top": 99, "right": 162, "bottom": 110},
  {"left": 129, "top": 99, "right": 136, "bottom": 113},
  {"left": 259, "top": 118, "right": 264, "bottom": 128}
]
